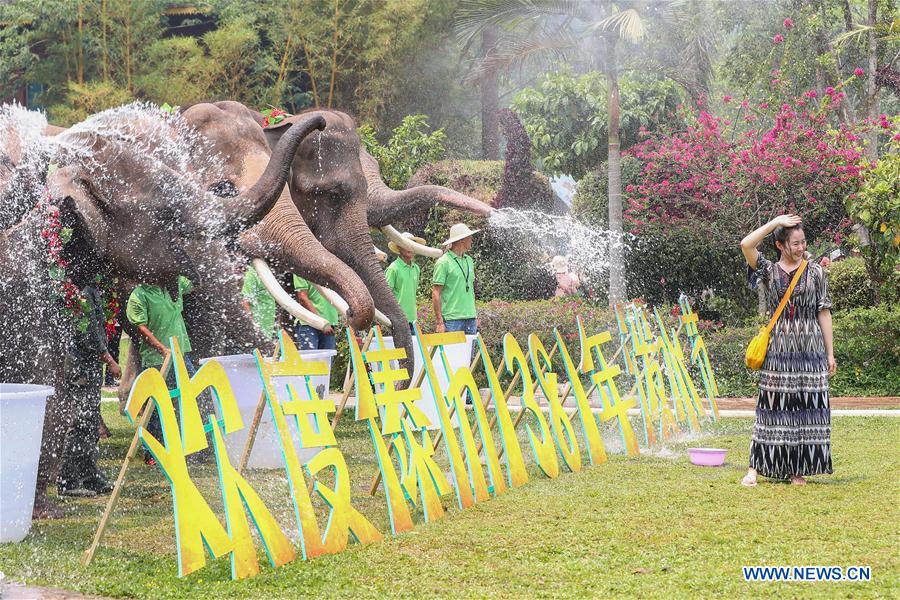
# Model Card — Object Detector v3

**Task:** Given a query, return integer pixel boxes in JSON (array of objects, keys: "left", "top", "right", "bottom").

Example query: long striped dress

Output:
[{"left": 748, "top": 255, "right": 833, "bottom": 479}]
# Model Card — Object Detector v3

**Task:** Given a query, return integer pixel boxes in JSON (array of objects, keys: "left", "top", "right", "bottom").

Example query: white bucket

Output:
[
  {"left": 0, "top": 383, "right": 53, "bottom": 542},
  {"left": 200, "top": 351, "right": 336, "bottom": 470},
  {"left": 371, "top": 336, "right": 476, "bottom": 430}
]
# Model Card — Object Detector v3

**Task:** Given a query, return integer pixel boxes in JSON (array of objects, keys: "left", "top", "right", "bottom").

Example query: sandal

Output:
[{"left": 741, "top": 472, "right": 757, "bottom": 487}]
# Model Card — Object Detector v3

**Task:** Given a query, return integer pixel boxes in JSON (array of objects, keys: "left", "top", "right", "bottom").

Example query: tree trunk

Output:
[
  {"left": 865, "top": 0, "right": 879, "bottom": 160},
  {"left": 606, "top": 36, "right": 625, "bottom": 306},
  {"left": 101, "top": 0, "right": 109, "bottom": 80},
  {"left": 326, "top": 0, "right": 340, "bottom": 109},
  {"left": 481, "top": 26, "right": 500, "bottom": 160},
  {"left": 77, "top": 2, "right": 84, "bottom": 85}
]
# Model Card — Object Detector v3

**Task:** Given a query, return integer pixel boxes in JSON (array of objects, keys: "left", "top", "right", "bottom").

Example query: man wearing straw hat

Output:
[
  {"left": 385, "top": 232, "right": 425, "bottom": 331},
  {"left": 432, "top": 222, "right": 480, "bottom": 334}
]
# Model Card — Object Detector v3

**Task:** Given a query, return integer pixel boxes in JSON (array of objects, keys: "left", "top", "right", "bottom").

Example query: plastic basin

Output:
[
  {"left": 688, "top": 447, "right": 727, "bottom": 467},
  {"left": 200, "top": 351, "right": 336, "bottom": 470},
  {"left": 0, "top": 383, "right": 54, "bottom": 542}
]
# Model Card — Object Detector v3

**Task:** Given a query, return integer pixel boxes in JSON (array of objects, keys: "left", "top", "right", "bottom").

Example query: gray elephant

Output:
[
  {"left": 0, "top": 103, "right": 324, "bottom": 517},
  {"left": 260, "top": 110, "right": 492, "bottom": 372}
]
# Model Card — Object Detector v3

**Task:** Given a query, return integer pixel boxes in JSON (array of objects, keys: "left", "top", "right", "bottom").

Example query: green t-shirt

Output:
[
  {"left": 292, "top": 275, "right": 340, "bottom": 326},
  {"left": 241, "top": 266, "right": 276, "bottom": 339},
  {"left": 384, "top": 258, "right": 420, "bottom": 323},
  {"left": 432, "top": 251, "right": 476, "bottom": 320},
  {"left": 126, "top": 276, "right": 193, "bottom": 368}
]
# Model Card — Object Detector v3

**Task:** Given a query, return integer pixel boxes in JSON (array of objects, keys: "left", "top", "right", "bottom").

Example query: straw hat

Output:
[
  {"left": 388, "top": 232, "right": 427, "bottom": 254},
  {"left": 441, "top": 223, "right": 481, "bottom": 247},
  {"left": 551, "top": 255, "right": 569, "bottom": 274}
]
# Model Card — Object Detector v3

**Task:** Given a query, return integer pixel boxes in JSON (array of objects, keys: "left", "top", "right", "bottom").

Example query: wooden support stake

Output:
[
  {"left": 428, "top": 348, "right": 483, "bottom": 450},
  {"left": 490, "top": 341, "right": 558, "bottom": 461},
  {"left": 330, "top": 329, "right": 375, "bottom": 431},
  {"left": 237, "top": 345, "right": 282, "bottom": 475},
  {"left": 82, "top": 353, "right": 173, "bottom": 567}
]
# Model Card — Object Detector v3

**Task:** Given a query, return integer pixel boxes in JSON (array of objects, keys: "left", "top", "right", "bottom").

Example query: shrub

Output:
[
  {"left": 827, "top": 257, "right": 876, "bottom": 311},
  {"left": 571, "top": 156, "right": 643, "bottom": 228},
  {"left": 829, "top": 305, "right": 900, "bottom": 396}
]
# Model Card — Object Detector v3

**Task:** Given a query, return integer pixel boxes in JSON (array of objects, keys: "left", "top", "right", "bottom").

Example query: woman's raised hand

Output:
[{"left": 772, "top": 214, "right": 802, "bottom": 228}]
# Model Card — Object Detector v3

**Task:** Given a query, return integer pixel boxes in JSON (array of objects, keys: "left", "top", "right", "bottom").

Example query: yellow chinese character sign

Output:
[{"left": 118, "top": 305, "right": 718, "bottom": 582}]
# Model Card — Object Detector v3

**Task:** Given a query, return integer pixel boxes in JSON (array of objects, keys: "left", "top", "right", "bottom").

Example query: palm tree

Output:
[{"left": 456, "top": 0, "right": 685, "bottom": 306}]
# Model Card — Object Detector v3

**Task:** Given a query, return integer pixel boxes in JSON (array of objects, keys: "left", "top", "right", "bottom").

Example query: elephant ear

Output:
[{"left": 46, "top": 166, "right": 110, "bottom": 251}]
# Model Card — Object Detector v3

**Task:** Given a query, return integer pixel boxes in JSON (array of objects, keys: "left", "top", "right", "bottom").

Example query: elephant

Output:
[
  {"left": 259, "top": 110, "right": 492, "bottom": 374},
  {"left": 0, "top": 102, "right": 325, "bottom": 517},
  {"left": 0, "top": 105, "right": 61, "bottom": 229}
]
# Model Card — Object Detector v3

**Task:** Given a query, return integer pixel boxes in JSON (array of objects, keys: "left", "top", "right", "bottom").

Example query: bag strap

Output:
[{"left": 765, "top": 260, "right": 807, "bottom": 332}]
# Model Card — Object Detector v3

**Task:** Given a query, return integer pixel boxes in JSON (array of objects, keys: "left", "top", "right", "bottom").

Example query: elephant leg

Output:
[{"left": 33, "top": 368, "right": 72, "bottom": 519}]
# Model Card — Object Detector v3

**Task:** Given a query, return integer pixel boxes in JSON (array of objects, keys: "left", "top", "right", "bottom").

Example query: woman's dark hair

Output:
[{"left": 773, "top": 224, "right": 804, "bottom": 252}]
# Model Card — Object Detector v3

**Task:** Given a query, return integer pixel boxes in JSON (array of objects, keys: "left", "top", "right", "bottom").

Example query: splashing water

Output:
[
  {"left": 0, "top": 101, "right": 260, "bottom": 384},
  {"left": 0, "top": 104, "right": 53, "bottom": 229},
  {"left": 488, "top": 207, "right": 631, "bottom": 284}
]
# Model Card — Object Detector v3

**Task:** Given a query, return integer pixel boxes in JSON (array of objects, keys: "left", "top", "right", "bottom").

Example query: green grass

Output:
[{"left": 0, "top": 405, "right": 897, "bottom": 598}]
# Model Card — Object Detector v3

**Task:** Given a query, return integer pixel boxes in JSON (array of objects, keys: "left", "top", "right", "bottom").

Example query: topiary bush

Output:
[
  {"left": 827, "top": 257, "right": 876, "bottom": 311},
  {"left": 405, "top": 159, "right": 557, "bottom": 302}
]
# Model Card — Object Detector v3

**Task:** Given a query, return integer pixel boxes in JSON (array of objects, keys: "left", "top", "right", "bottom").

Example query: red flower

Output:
[
  {"left": 854, "top": 68, "right": 865, "bottom": 77},
  {"left": 783, "top": 18, "right": 794, "bottom": 30},
  {"left": 773, "top": 34, "right": 784, "bottom": 44}
]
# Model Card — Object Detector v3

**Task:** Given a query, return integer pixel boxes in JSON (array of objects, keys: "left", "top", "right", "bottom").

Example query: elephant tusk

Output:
[
  {"left": 373, "top": 244, "right": 387, "bottom": 262},
  {"left": 252, "top": 258, "right": 329, "bottom": 331},
  {"left": 380, "top": 225, "right": 442, "bottom": 258},
  {"left": 314, "top": 283, "right": 392, "bottom": 329}
]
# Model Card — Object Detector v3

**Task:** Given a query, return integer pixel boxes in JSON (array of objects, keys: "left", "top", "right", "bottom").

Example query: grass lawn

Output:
[{"left": 0, "top": 404, "right": 896, "bottom": 598}]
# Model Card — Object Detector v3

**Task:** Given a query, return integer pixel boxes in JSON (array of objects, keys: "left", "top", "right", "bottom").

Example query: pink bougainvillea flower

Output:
[
  {"left": 783, "top": 18, "right": 794, "bottom": 29},
  {"left": 854, "top": 67, "right": 865, "bottom": 77},
  {"left": 773, "top": 34, "right": 784, "bottom": 44},
  {"left": 805, "top": 90, "right": 817, "bottom": 98},
  {"left": 759, "top": 102, "right": 769, "bottom": 109},
  {"left": 723, "top": 95, "right": 732, "bottom": 103},
  {"left": 825, "top": 86, "right": 835, "bottom": 95}
]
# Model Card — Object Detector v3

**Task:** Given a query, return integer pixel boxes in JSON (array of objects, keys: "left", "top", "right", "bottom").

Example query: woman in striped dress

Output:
[{"left": 739, "top": 214, "right": 836, "bottom": 486}]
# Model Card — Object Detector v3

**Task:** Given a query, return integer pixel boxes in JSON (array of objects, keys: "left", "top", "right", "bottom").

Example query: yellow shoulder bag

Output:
[{"left": 745, "top": 259, "right": 807, "bottom": 370}]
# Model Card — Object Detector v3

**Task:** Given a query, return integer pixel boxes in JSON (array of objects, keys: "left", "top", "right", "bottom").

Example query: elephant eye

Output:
[{"left": 208, "top": 180, "right": 238, "bottom": 197}]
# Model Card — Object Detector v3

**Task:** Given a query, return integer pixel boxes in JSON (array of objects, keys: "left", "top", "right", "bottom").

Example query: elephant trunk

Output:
[
  {"left": 360, "top": 148, "right": 493, "bottom": 228},
  {"left": 240, "top": 198, "right": 375, "bottom": 331},
  {"left": 222, "top": 114, "right": 326, "bottom": 233},
  {"left": 328, "top": 212, "right": 415, "bottom": 378}
]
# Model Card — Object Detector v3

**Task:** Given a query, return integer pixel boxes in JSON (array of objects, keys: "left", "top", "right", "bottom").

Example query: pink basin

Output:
[{"left": 688, "top": 447, "right": 727, "bottom": 467}]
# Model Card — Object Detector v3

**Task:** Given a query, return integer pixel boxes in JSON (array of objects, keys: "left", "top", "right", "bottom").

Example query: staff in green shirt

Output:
[
  {"left": 432, "top": 222, "right": 480, "bottom": 334},
  {"left": 241, "top": 265, "right": 277, "bottom": 339},
  {"left": 385, "top": 232, "right": 425, "bottom": 330},
  {"left": 293, "top": 274, "right": 340, "bottom": 350},
  {"left": 126, "top": 275, "right": 196, "bottom": 465}
]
